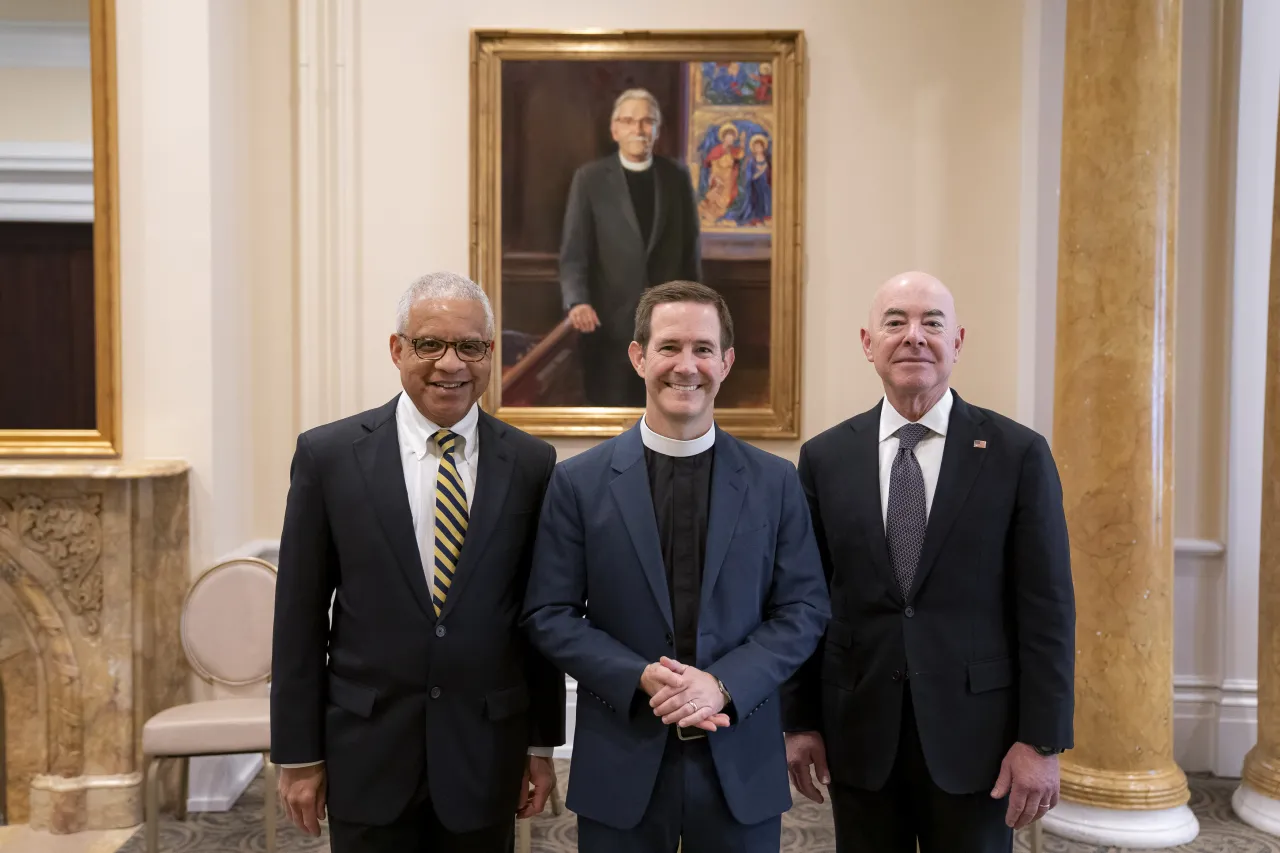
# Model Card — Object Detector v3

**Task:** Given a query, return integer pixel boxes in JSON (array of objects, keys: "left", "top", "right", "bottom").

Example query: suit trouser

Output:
[
  {"left": 328, "top": 762, "right": 514, "bottom": 853},
  {"left": 577, "top": 729, "right": 781, "bottom": 853},
  {"left": 829, "top": 686, "right": 1013, "bottom": 853}
]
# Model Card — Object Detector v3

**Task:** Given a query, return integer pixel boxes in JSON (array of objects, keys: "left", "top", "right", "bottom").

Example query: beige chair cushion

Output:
[
  {"left": 142, "top": 698, "right": 269, "bottom": 756},
  {"left": 182, "top": 559, "right": 276, "bottom": 685}
]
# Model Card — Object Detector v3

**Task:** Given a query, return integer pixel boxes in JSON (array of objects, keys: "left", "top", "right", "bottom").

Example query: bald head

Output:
[
  {"left": 861, "top": 270, "right": 965, "bottom": 416},
  {"left": 867, "top": 271, "right": 958, "bottom": 330}
]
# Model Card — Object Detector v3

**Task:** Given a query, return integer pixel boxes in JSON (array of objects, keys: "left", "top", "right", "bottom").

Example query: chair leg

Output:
[
  {"left": 263, "top": 753, "right": 278, "bottom": 853},
  {"left": 516, "top": 815, "right": 532, "bottom": 853},
  {"left": 144, "top": 756, "right": 160, "bottom": 853},
  {"left": 176, "top": 756, "right": 190, "bottom": 821},
  {"left": 1031, "top": 819, "right": 1043, "bottom": 853}
]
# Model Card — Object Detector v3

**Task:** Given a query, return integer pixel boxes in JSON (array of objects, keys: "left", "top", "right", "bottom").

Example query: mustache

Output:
[{"left": 624, "top": 134, "right": 651, "bottom": 144}]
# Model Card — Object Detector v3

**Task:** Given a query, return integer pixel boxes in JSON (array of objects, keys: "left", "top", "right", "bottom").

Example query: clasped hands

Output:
[{"left": 641, "top": 655, "right": 731, "bottom": 732}]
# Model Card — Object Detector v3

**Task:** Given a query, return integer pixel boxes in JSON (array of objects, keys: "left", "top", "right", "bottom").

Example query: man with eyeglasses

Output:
[
  {"left": 559, "top": 87, "right": 702, "bottom": 407},
  {"left": 270, "top": 271, "right": 565, "bottom": 852}
]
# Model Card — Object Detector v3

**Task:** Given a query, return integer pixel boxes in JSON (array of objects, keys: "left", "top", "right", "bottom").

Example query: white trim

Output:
[
  {"left": 0, "top": 21, "right": 89, "bottom": 69},
  {"left": 0, "top": 141, "right": 93, "bottom": 222},
  {"left": 1233, "top": 783, "right": 1280, "bottom": 837},
  {"left": 1174, "top": 538, "right": 1226, "bottom": 557},
  {"left": 1042, "top": 801, "right": 1199, "bottom": 848},
  {"left": 187, "top": 754, "right": 264, "bottom": 812},
  {"left": 296, "top": 0, "right": 364, "bottom": 430}
]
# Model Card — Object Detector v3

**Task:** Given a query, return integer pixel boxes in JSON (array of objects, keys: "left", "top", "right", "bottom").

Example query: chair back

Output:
[{"left": 181, "top": 557, "right": 277, "bottom": 687}]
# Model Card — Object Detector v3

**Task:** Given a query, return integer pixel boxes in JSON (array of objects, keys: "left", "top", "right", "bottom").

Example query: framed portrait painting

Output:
[{"left": 470, "top": 30, "right": 805, "bottom": 438}]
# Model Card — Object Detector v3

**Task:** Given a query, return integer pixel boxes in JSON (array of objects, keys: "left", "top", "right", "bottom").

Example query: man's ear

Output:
[{"left": 628, "top": 340, "right": 646, "bottom": 377}]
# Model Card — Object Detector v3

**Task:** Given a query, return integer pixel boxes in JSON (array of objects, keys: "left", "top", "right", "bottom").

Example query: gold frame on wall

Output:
[
  {"left": 470, "top": 29, "right": 806, "bottom": 439},
  {"left": 0, "top": 0, "right": 122, "bottom": 458}
]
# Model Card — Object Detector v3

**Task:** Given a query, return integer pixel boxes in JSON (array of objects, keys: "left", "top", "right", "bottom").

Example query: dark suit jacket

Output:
[
  {"left": 559, "top": 154, "right": 702, "bottom": 342},
  {"left": 521, "top": 422, "right": 830, "bottom": 829},
  {"left": 269, "top": 397, "right": 565, "bottom": 831},
  {"left": 783, "top": 392, "right": 1075, "bottom": 795}
]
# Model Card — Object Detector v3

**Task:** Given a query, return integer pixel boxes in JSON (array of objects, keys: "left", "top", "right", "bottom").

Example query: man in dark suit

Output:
[
  {"left": 270, "top": 272, "right": 565, "bottom": 852},
  {"left": 522, "top": 280, "right": 830, "bottom": 852},
  {"left": 559, "top": 88, "right": 702, "bottom": 407},
  {"left": 783, "top": 271, "right": 1075, "bottom": 853}
]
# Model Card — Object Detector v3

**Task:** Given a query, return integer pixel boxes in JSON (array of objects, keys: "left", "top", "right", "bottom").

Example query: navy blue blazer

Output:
[{"left": 520, "top": 422, "right": 831, "bottom": 829}]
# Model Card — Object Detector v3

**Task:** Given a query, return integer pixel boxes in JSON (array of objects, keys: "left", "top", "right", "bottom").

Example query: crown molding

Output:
[{"left": 0, "top": 141, "right": 93, "bottom": 222}]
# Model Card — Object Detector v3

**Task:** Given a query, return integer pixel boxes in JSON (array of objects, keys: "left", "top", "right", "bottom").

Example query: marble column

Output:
[
  {"left": 1232, "top": 103, "right": 1280, "bottom": 837},
  {"left": 1039, "top": 0, "right": 1199, "bottom": 848}
]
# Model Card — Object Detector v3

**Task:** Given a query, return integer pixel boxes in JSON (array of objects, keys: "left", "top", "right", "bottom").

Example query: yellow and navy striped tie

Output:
[{"left": 431, "top": 429, "right": 468, "bottom": 616}]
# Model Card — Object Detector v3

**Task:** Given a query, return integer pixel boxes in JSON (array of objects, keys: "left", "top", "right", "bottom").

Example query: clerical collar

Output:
[
  {"left": 641, "top": 417, "right": 715, "bottom": 457},
  {"left": 620, "top": 152, "right": 653, "bottom": 172}
]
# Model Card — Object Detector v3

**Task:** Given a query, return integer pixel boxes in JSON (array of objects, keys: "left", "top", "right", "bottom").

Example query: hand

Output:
[
  {"left": 649, "top": 656, "right": 730, "bottom": 731},
  {"left": 639, "top": 660, "right": 684, "bottom": 698},
  {"left": 516, "top": 755, "right": 556, "bottom": 819},
  {"left": 567, "top": 304, "right": 600, "bottom": 332},
  {"left": 279, "top": 764, "right": 326, "bottom": 836},
  {"left": 990, "top": 743, "right": 1060, "bottom": 829},
  {"left": 785, "top": 731, "right": 830, "bottom": 804}
]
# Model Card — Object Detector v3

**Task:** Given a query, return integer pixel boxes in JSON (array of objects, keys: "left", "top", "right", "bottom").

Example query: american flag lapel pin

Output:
[{"left": 973, "top": 440, "right": 987, "bottom": 449}]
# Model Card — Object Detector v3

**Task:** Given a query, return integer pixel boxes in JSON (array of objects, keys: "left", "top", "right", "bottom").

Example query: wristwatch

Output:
[
  {"left": 715, "top": 678, "right": 733, "bottom": 709},
  {"left": 1033, "top": 745, "right": 1064, "bottom": 756}
]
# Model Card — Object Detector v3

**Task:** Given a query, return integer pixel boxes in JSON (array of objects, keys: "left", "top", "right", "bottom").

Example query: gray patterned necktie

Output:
[{"left": 887, "top": 423, "right": 931, "bottom": 599}]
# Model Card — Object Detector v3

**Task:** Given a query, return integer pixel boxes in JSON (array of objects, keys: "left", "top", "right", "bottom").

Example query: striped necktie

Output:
[{"left": 431, "top": 429, "right": 468, "bottom": 616}]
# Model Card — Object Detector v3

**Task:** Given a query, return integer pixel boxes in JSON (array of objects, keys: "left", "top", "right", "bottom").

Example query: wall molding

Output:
[
  {"left": 295, "top": 0, "right": 363, "bottom": 430},
  {"left": 0, "top": 21, "right": 89, "bottom": 69},
  {"left": 0, "top": 141, "right": 93, "bottom": 222}
]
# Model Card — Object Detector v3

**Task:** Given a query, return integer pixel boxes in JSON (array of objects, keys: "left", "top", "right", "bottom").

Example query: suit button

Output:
[
  {"left": 904, "top": 606, "right": 915, "bottom": 618},
  {"left": 435, "top": 625, "right": 446, "bottom": 638},
  {"left": 665, "top": 632, "right": 674, "bottom": 646},
  {"left": 430, "top": 686, "right": 441, "bottom": 699},
  {"left": 892, "top": 670, "right": 903, "bottom": 682}
]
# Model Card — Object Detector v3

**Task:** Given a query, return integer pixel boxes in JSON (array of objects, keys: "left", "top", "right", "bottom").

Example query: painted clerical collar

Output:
[
  {"left": 619, "top": 152, "right": 654, "bottom": 172},
  {"left": 640, "top": 416, "right": 715, "bottom": 457}
]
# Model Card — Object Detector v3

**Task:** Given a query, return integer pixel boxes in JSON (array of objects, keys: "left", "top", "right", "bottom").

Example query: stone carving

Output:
[{"left": 9, "top": 495, "right": 104, "bottom": 635}]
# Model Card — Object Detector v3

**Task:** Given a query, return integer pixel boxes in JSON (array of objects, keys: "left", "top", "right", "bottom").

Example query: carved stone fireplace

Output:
[{"left": 0, "top": 461, "right": 189, "bottom": 834}]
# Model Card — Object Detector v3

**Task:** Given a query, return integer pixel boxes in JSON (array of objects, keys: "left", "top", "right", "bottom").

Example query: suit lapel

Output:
[
  {"left": 438, "top": 412, "right": 515, "bottom": 622},
  {"left": 354, "top": 400, "right": 436, "bottom": 619},
  {"left": 700, "top": 428, "right": 746, "bottom": 610},
  {"left": 849, "top": 404, "right": 901, "bottom": 603},
  {"left": 646, "top": 162, "right": 666, "bottom": 257},
  {"left": 608, "top": 157, "right": 645, "bottom": 246},
  {"left": 609, "top": 425, "right": 674, "bottom": 631},
  {"left": 907, "top": 395, "right": 988, "bottom": 601}
]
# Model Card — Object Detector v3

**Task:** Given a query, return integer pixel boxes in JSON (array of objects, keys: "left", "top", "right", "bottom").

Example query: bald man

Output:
[{"left": 781, "top": 272, "right": 1075, "bottom": 853}]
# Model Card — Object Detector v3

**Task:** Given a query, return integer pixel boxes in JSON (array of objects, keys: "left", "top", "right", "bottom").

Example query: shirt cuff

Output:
[
  {"left": 527, "top": 747, "right": 555, "bottom": 758},
  {"left": 276, "top": 760, "right": 325, "bottom": 768}
]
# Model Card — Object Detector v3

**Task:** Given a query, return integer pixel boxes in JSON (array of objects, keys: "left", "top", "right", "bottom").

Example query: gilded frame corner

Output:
[
  {"left": 0, "top": 0, "right": 123, "bottom": 458},
  {"left": 470, "top": 28, "right": 806, "bottom": 439}
]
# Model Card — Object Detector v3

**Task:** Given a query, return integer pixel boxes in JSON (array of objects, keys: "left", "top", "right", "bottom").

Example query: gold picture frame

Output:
[
  {"left": 470, "top": 29, "right": 805, "bottom": 438},
  {"left": 0, "top": 0, "right": 122, "bottom": 457}
]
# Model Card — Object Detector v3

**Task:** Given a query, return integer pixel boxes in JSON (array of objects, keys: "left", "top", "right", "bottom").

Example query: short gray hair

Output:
[
  {"left": 395, "top": 271, "right": 495, "bottom": 338},
  {"left": 611, "top": 88, "right": 662, "bottom": 126}
]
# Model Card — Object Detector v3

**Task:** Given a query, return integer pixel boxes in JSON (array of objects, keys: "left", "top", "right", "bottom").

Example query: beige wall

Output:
[
  {"left": 354, "top": 0, "right": 1025, "bottom": 470},
  {"left": 0, "top": 0, "right": 86, "bottom": 21},
  {"left": 0, "top": 68, "right": 91, "bottom": 141}
]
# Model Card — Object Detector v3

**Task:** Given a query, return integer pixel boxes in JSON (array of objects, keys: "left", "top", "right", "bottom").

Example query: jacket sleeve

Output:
[
  {"left": 706, "top": 462, "right": 832, "bottom": 721},
  {"left": 520, "top": 464, "right": 653, "bottom": 718},
  {"left": 525, "top": 444, "right": 567, "bottom": 749},
  {"left": 269, "top": 433, "right": 339, "bottom": 764},
  {"left": 559, "top": 167, "right": 593, "bottom": 311}
]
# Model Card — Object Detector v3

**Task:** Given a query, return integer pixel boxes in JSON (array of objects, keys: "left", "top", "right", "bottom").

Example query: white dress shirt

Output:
[
  {"left": 283, "top": 394, "right": 550, "bottom": 767},
  {"left": 877, "top": 388, "right": 953, "bottom": 528},
  {"left": 640, "top": 416, "right": 716, "bottom": 456}
]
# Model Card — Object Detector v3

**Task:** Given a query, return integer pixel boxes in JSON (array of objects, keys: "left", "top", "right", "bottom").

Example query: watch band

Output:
[
  {"left": 716, "top": 678, "right": 733, "bottom": 708},
  {"left": 1033, "top": 745, "right": 1063, "bottom": 756}
]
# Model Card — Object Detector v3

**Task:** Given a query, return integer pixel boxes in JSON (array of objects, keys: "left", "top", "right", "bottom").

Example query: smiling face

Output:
[
  {"left": 860, "top": 272, "right": 964, "bottom": 403},
  {"left": 611, "top": 96, "right": 659, "bottom": 163},
  {"left": 628, "top": 301, "right": 734, "bottom": 439},
  {"left": 389, "top": 297, "right": 492, "bottom": 427}
]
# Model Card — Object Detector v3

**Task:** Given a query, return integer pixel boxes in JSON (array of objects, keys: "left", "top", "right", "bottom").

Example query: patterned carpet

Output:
[{"left": 113, "top": 762, "right": 1280, "bottom": 852}]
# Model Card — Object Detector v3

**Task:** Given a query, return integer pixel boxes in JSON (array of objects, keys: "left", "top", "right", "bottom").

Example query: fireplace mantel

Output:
[{"left": 0, "top": 461, "right": 189, "bottom": 833}]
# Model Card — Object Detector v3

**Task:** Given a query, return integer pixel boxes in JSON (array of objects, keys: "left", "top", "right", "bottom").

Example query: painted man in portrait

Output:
[{"left": 559, "top": 88, "right": 702, "bottom": 407}]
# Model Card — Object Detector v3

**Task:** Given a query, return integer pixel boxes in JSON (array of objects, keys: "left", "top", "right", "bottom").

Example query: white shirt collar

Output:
[
  {"left": 640, "top": 416, "right": 715, "bottom": 457},
  {"left": 619, "top": 151, "right": 654, "bottom": 172},
  {"left": 396, "top": 392, "right": 480, "bottom": 461},
  {"left": 878, "top": 388, "right": 953, "bottom": 443}
]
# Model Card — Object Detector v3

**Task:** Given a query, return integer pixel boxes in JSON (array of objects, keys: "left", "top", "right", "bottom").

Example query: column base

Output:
[
  {"left": 1233, "top": 782, "right": 1280, "bottom": 836},
  {"left": 1041, "top": 801, "right": 1199, "bottom": 848},
  {"left": 27, "top": 773, "right": 143, "bottom": 834}
]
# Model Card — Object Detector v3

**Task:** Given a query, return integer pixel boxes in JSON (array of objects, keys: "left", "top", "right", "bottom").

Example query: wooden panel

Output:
[{"left": 0, "top": 223, "right": 96, "bottom": 430}]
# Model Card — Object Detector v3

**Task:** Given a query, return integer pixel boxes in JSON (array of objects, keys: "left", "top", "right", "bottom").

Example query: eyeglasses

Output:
[{"left": 400, "top": 335, "right": 492, "bottom": 362}]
